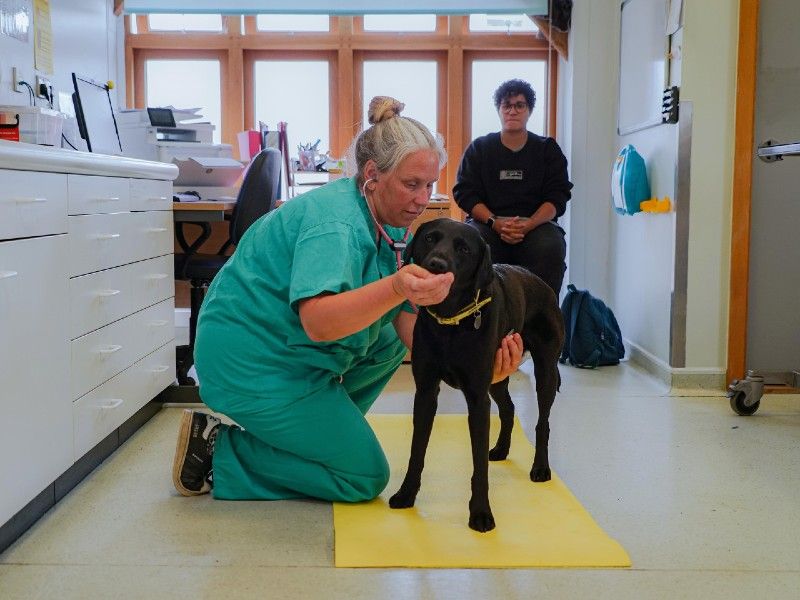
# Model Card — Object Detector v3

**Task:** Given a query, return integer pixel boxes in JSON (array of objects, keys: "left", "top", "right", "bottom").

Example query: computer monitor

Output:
[{"left": 71, "top": 73, "right": 123, "bottom": 155}]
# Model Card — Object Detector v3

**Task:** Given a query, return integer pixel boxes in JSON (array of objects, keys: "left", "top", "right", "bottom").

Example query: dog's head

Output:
[{"left": 405, "top": 218, "right": 493, "bottom": 293}]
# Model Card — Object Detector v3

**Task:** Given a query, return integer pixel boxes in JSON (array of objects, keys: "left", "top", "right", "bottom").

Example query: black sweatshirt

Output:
[{"left": 453, "top": 132, "right": 573, "bottom": 220}]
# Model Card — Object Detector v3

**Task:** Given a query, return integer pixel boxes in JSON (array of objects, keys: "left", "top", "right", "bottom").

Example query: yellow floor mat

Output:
[{"left": 334, "top": 414, "right": 631, "bottom": 568}]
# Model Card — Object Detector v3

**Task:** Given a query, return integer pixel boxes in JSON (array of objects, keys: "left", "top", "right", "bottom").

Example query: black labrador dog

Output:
[{"left": 389, "top": 218, "right": 565, "bottom": 532}]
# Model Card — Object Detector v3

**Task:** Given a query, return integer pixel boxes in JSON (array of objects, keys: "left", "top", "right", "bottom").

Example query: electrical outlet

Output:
[
  {"left": 35, "top": 75, "right": 52, "bottom": 99},
  {"left": 12, "top": 66, "right": 23, "bottom": 93}
]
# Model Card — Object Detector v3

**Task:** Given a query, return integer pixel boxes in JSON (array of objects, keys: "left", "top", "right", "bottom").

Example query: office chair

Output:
[{"left": 174, "top": 147, "right": 282, "bottom": 386}]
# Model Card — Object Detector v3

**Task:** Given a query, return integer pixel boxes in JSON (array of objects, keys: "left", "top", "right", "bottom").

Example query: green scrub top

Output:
[{"left": 194, "top": 176, "right": 410, "bottom": 398}]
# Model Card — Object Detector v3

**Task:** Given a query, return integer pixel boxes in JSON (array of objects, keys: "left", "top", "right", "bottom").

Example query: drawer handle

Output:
[
  {"left": 145, "top": 273, "right": 169, "bottom": 281},
  {"left": 15, "top": 197, "right": 48, "bottom": 204},
  {"left": 98, "top": 344, "right": 123, "bottom": 355},
  {"left": 95, "top": 197, "right": 121, "bottom": 202},
  {"left": 98, "top": 399, "right": 124, "bottom": 409},
  {"left": 150, "top": 365, "right": 170, "bottom": 374},
  {"left": 149, "top": 196, "right": 168, "bottom": 202},
  {"left": 149, "top": 319, "right": 169, "bottom": 327},
  {"left": 94, "top": 233, "right": 121, "bottom": 241},
  {"left": 96, "top": 289, "right": 122, "bottom": 297},
  {"left": 0, "top": 270, "right": 19, "bottom": 280},
  {"left": 146, "top": 227, "right": 169, "bottom": 233}
]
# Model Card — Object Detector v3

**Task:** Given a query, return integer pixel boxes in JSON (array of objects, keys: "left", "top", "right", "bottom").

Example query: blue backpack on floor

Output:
[{"left": 559, "top": 284, "right": 625, "bottom": 368}]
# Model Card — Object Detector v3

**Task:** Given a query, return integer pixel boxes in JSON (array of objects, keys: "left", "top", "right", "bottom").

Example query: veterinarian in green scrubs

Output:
[{"left": 172, "top": 96, "right": 523, "bottom": 502}]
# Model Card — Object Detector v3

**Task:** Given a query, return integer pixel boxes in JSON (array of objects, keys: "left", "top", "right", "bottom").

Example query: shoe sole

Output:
[{"left": 172, "top": 409, "right": 204, "bottom": 497}]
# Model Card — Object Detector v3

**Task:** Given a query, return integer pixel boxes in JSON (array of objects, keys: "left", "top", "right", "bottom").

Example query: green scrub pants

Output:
[{"left": 200, "top": 326, "right": 406, "bottom": 502}]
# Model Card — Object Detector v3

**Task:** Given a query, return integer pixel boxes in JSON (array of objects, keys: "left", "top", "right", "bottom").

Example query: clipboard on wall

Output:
[{"left": 617, "top": 0, "right": 669, "bottom": 135}]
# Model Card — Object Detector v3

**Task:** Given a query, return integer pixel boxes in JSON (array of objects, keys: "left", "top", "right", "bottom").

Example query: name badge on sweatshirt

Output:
[{"left": 499, "top": 170, "right": 523, "bottom": 180}]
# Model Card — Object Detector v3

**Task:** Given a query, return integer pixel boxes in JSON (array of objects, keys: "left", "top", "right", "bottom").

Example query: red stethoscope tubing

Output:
[{"left": 362, "top": 178, "right": 418, "bottom": 313}]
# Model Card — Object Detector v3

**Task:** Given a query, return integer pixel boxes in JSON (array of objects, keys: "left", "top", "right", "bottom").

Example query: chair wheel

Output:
[{"left": 729, "top": 390, "right": 760, "bottom": 416}]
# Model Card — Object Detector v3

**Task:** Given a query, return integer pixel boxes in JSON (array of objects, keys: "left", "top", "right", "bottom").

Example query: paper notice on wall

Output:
[
  {"left": 33, "top": 0, "right": 52, "bottom": 74},
  {"left": 0, "top": 0, "right": 31, "bottom": 42}
]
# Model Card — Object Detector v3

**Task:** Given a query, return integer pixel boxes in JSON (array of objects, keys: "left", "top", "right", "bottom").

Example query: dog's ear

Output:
[
  {"left": 404, "top": 220, "right": 430, "bottom": 265},
  {"left": 475, "top": 238, "right": 494, "bottom": 290}
]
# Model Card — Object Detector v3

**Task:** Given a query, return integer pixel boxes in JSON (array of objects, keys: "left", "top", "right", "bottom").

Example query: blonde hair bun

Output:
[{"left": 367, "top": 96, "right": 405, "bottom": 125}]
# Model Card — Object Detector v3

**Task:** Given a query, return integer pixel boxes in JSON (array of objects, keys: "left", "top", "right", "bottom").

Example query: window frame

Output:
[
  {"left": 243, "top": 49, "right": 339, "bottom": 151},
  {"left": 125, "top": 14, "right": 555, "bottom": 200}
]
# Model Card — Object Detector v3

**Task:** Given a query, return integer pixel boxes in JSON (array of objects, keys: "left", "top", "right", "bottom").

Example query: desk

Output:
[{"left": 172, "top": 200, "right": 236, "bottom": 222}]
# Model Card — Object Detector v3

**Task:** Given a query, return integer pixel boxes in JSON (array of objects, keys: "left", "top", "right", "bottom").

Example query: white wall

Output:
[
  {"left": 564, "top": 0, "right": 738, "bottom": 383},
  {"left": 562, "top": 0, "right": 618, "bottom": 305},
  {"left": 679, "top": 0, "right": 737, "bottom": 372},
  {"left": 0, "top": 0, "right": 124, "bottom": 148}
]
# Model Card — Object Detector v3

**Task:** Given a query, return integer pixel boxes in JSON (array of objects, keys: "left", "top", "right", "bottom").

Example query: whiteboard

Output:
[{"left": 618, "top": 0, "right": 669, "bottom": 135}]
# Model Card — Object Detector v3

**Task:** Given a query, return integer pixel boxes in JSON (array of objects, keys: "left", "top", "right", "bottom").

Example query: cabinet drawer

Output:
[
  {"left": 128, "top": 210, "right": 173, "bottom": 262},
  {"left": 132, "top": 298, "right": 175, "bottom": 357},
  {"left": 70, "top": 299, "right": 175, "bottom": 400},
  {"left": 69, "top": 212, "right": 132, "bottom": 276},
  {"left": 73, "top": 342, "right": 175, "bottom": 461},
  {"left": 0, "top": 170, "right": 68, "bottom": 240},
  {"left": 130, "top": 179, "right": 172, "bottom": 211},
  {"left": 132, "top": 253, "right": 174, "bottom": 311},
  {"left": 0, "top": 235, "right": 71, "bottom": 523},
  {"left": 68, "top": 174, "right": 131, "bottom": 216},
  {"left": 69, "top": 255, "right": 175, "bottom": 339}
]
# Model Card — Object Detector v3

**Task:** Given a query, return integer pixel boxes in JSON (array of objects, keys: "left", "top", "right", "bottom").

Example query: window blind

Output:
[{"left": 123, "top": 1, "right": 548, "bottom": 15}]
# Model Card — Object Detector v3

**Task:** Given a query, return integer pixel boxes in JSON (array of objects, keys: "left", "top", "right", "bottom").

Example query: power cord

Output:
[
  {"left": 18, "top": 81, "right": 35, "bottom": 106},
  {"left": 61, "top": 132, "right": 77, "bottom": 150}
]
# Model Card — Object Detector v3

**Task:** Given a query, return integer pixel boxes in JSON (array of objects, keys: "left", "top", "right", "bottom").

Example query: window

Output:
[
  {"left": 148, "top": 14, "right": 223, "bottom": 32},
  {"left": 362, "top": 60, "right": 438, "bottom": 137},
  {"left": 362, "top": 14, "right": 436, "bottom": 32},
  {"left": 256, "top": 14, "right": 329, "bottom": 32},
  {"left": 470, "top": 60, "right": 546, "bottom": 138},
  {"left": 127, "top": 15, "right": 554, "bottom": 196},
  {"left": 469, "top": 14, "right": 537, "bottom": 33},
  {"left": 145, "top": 59, "right": 222, "bottom": 143},
  {"left": 253, "top": 60, "right": 330, "bottom": 159}
]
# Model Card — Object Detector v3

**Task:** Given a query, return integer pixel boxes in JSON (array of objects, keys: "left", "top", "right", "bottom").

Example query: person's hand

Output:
[
  {"left": 392, "top": 263, "right": 454, "bottom": 306},
  {"left": 491, "top": 332, "right": 523, "bottom": 383},
  {"left": 497, "top": 217, "right": 529, "bottom": 245}
]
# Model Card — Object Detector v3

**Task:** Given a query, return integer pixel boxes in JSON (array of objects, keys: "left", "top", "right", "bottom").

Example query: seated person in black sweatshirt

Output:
[{"left": 453, "top": 78, "right": 573, "bottom": 296}]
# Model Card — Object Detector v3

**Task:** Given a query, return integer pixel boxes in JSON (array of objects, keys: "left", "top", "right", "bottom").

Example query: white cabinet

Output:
[
  {"left": 0, "top": 235, "right": 71, "bottom": 523},
  {"left": 0, "top": 140, "right": 178, "bottom": 528},
  {"left": 67, "top": 173, "right": 176, "bottom": 462}
]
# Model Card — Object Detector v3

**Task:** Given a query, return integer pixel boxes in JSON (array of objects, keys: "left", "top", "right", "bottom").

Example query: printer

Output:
[{"left": 117, "top": 107, "right": 244, "bottom": 199}]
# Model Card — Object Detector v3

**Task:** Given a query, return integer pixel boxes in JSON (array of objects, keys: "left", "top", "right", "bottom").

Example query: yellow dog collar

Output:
[{"left": 425, "top": 290, "right": 492, "bottom": 328}]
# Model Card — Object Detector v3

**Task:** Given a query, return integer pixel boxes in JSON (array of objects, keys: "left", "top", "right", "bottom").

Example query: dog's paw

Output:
[
  {"left": 488, "top": 445, "right": 509, "bottom": 461},
  {"left": 389, "top": 489, "right": 417, "bottom": 509},
  {"left": 530, "top": 465, "right": 551, "bottom": 482},
  {"left": 468, "top": 509, "right": 496, "bottom": 532}
]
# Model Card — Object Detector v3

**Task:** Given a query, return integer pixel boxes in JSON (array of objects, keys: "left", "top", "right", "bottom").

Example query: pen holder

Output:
[{"left": 298, "top": 149, "right": 317, "bottom": 171}]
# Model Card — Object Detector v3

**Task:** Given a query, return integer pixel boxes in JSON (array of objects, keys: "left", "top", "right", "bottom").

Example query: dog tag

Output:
[{"left": 474, "top": 310, "right": 482, "bottom": 330}]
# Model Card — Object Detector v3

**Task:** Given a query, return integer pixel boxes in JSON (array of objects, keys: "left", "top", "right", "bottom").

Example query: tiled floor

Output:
[{"left": 1, "top": 361, "right": 799, "bottom": 599}]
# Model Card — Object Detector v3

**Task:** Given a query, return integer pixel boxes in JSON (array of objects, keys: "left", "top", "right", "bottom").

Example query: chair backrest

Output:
[{"left": 229, "top": 147, "right": 282, "bottom": 246}]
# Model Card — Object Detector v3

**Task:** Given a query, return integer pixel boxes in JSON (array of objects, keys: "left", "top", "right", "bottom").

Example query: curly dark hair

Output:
[{"left": 493, "top": 79, "right": 536, "bottom": 110}]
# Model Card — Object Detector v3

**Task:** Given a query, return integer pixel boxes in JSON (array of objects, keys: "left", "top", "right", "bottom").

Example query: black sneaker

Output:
[{"left": 172, "top": 410, "right": 221, "bottom": 496}]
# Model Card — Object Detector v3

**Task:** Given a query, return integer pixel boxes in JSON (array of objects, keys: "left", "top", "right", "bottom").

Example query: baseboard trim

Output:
[
  {"left": 626, "top": 340, "right": 726, "bottom": 392},
  {"left": 0, "top": 400, "right": 162, "bottom": 556}
]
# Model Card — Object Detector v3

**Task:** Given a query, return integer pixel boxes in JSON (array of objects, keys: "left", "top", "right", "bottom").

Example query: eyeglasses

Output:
[{"left": 500, "top": 101, "right": 529, "bottom": 113}]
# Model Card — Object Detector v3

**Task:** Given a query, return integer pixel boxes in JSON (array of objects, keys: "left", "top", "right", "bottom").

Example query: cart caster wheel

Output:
[{"left": 729, "top": 390, "right": 760, "bottom": 416}]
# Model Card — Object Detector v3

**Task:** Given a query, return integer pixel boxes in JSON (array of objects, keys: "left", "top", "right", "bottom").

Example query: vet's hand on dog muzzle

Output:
[{"left": 392, "top": 264, "right": 454, "bottom": 306}]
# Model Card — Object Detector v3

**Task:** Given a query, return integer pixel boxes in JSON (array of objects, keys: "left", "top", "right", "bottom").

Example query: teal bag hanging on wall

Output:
[{"left": 611, "top": 144, "right": 650, "bottom": 215}]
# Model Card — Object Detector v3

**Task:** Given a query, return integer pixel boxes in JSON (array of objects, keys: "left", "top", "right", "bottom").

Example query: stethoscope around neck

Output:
[{"left": 361, "top": 178, "right": 410, "bottom": 271}]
